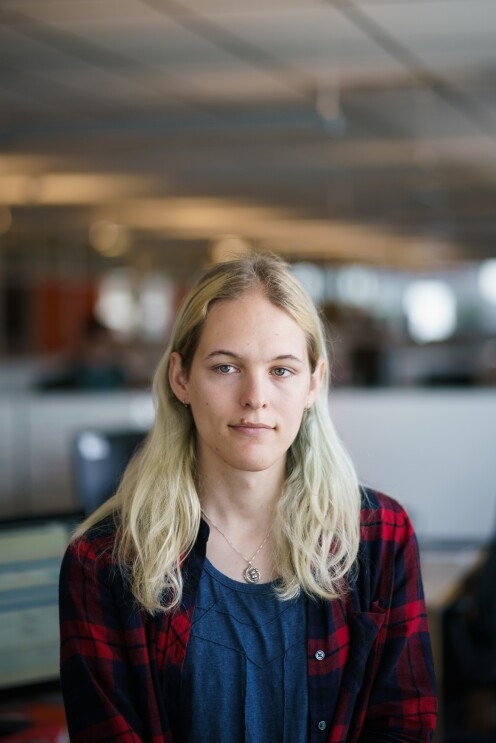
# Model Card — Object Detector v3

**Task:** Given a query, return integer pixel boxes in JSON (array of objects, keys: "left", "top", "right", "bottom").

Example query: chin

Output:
[{"left": 225, "top": 453, "right": 284, "bottom": 474}]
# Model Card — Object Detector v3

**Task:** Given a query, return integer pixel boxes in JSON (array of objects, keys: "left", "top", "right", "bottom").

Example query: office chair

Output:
[
  {"left": 442, "top": 536, "right": 496, "bottom": 742},
  {"left": 72, "top": 429, "right": 147, "bottom": 514}
]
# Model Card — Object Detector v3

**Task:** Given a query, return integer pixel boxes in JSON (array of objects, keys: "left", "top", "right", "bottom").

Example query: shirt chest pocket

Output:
[{"left": 344, "top": 601, "right": 387, "bottom": 694}]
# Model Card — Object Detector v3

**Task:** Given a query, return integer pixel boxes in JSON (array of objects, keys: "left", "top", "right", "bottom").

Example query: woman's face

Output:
[{"left": 169, "top": 290, "right": 324, "bottom": 479}]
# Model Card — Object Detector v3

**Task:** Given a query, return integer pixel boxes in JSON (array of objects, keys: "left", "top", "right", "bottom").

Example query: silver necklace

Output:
[{"left": 201, "top": 510, "right": 271, "bottom": 584}]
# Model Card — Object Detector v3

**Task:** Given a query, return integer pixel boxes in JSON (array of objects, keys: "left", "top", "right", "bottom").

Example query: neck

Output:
[
  {"left": 197, "top": 463, "right": 284, "bottom": 527},
  {"left": 196, "top": 455, "right": 283, "bottom": 583}
]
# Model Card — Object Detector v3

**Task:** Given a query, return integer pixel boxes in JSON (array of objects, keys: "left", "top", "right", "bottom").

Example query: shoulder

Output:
[
  {"left": 352, "top": 487, "right": 422, "bottom": 607},
  {"left": 359, "top": 485, "right": 415, "bottom": 540},
  {"left": 59, "top": 515, "right": 135, "bottom": 617},
  {"left": 62, "top": 515, "right": 119, "bottom": 575}
]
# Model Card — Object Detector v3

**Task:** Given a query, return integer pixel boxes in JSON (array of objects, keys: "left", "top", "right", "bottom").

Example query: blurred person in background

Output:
[
  {"left": 38, "top": 315, "right": 126, "bottom": 391},
  {"left": 59, "top": 253, "right": 437, "bottom": 742}
]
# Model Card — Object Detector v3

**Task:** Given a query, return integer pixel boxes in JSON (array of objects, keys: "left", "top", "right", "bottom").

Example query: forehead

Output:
[{"left": 197, "top": 291, "right": 308, "bottom": 354}]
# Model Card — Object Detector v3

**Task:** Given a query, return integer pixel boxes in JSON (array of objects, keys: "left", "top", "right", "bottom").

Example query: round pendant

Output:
[{"left": 243, "top": 564, "right": 261, "bottom": 584}]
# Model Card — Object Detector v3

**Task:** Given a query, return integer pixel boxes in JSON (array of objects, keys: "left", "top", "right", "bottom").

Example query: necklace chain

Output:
[{"left": 201, "top": 509, "right": 271, "bottom": 584}]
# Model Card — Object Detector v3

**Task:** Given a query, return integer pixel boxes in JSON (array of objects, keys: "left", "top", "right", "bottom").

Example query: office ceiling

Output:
[{"left": 1, "top": 0, "right": 496, "bottom": 276}]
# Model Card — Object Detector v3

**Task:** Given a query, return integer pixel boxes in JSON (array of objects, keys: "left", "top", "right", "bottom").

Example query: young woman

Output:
[{"left": 59, "top": 253, "right": 437, "bottom": 742}]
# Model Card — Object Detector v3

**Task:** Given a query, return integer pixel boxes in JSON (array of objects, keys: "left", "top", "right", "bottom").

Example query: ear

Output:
[
  {"left": 306, "top": 357, "right": 325, "bottom": 409},
  {"left": 169, "top": 351, "right": 190, "bottom": 405}
]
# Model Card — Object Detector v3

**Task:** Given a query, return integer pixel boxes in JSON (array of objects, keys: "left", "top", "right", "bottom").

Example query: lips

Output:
[{"left": 231, "top": 419, "right": 274, "bottom": 430}]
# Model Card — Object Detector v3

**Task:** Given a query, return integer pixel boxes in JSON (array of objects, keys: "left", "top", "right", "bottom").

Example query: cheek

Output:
[
  {"left": 283, "top": 404, "right": 305, "bottom": 433},
  {"left": 291, "top": 411, "right": 305, "bottom": 434},
  {"left": 278, "top": 383, "right": 309, "bottom": 412},
  {"left": 190, "top": 393, "right": 221, "bottom": 430}
]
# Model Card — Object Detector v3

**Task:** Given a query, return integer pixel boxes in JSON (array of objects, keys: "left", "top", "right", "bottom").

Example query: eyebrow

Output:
[{"left": 205, "top": 350, "right": 305, "bottom": 365}]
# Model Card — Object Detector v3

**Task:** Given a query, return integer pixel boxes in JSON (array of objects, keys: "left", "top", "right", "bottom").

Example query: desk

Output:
[
  {"left": 422, "top": 548, "right": 482, "bottom": 671},
  {"left": 422, "top": 548, "right": 482, "bottom": 609},
  {"left": 421, "top": 548, "right": 483, "bottom": 742}
]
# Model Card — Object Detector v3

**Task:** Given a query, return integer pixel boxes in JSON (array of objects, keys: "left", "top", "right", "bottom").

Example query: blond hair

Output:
[{"left": 75, "top": 253, "right": 361, "bottom": 612}]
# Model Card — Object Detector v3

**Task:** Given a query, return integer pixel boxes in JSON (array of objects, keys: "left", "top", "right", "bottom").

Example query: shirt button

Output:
[
  {"left": 318, "top": 720, "right": 327, "bottom": 731},
  {"left": 314, "top": 649, "right": 325, "bottom": 660}
]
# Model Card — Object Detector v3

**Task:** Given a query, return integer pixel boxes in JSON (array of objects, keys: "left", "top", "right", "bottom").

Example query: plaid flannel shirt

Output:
[{"left": 59, "top": 488, "right": 437, "bottom": 742}]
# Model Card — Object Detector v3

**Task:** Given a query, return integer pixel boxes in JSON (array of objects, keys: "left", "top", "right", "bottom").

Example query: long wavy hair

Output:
[{"left": 75, "top": 252, "right": 361, "bottom": 613}]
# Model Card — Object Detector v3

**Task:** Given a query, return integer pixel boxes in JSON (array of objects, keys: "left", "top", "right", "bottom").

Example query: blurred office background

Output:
[
  {"left": 1, "top": 0, "right": 495, "bottom": 528},
  {"left": 0, "top": 1, "right": 495, "bottom": 738}
]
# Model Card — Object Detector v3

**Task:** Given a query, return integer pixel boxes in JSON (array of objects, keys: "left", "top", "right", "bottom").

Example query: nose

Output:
[{"left": 240, "top": 371, "right": 268, "bottom": 410}]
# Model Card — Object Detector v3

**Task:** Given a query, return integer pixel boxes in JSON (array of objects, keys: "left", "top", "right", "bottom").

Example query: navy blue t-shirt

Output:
[{"left": 179, "top": 559, "right": 308, "bottom": 742}]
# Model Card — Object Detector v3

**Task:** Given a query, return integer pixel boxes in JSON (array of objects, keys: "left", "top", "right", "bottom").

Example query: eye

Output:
[
  {"left": 215, "top": 364, "right": 237, "bottom": 374},
  {"left": 271, "top": 367, "right": 292, "bottom": 378}
]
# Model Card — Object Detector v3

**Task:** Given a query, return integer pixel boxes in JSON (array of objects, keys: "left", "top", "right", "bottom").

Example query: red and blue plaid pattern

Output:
[{"left": 59, "top": 489, "right": 437, "bottom": 741}]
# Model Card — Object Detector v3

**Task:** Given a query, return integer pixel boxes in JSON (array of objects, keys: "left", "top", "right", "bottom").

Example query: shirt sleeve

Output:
[
  {"left": 59, "top": 536, "right": 165, "bottom": 743},
  {"left": 359, "top": 498, "right": 438, "bottom": 741}
]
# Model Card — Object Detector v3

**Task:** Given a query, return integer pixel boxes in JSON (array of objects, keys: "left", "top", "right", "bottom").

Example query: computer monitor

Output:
[
  {"left": 72, "top": 429, "right": 147, "bottom": 515},
  {"left": 0, "top": 512, "right": 82, "bottom": 694}
]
